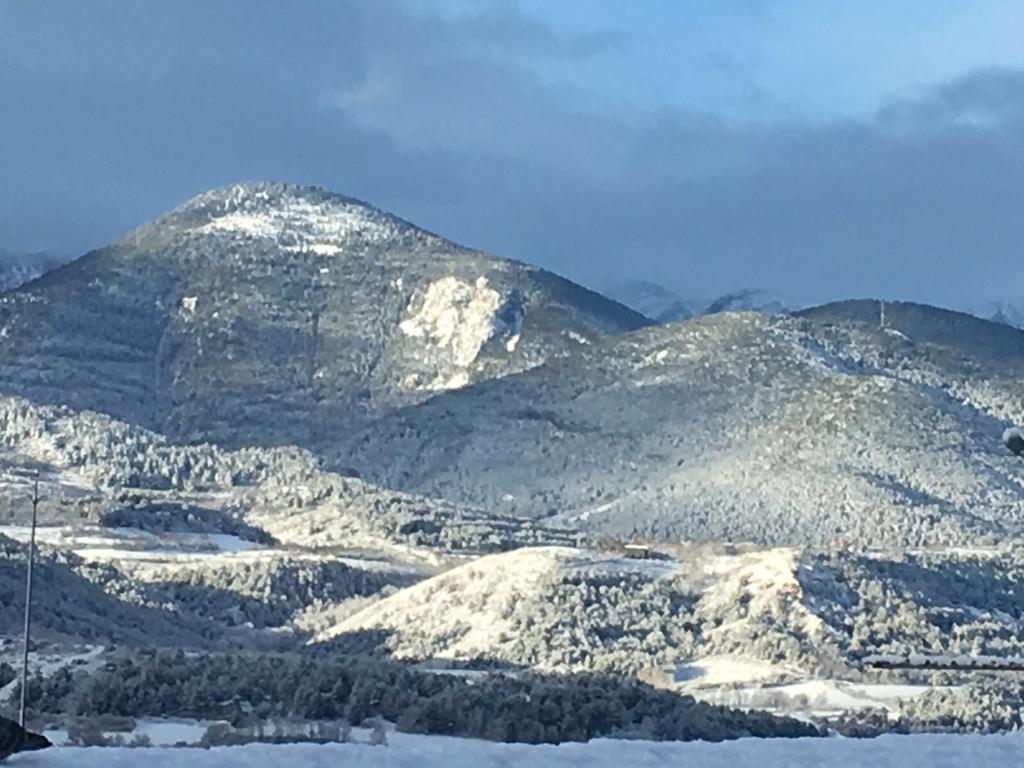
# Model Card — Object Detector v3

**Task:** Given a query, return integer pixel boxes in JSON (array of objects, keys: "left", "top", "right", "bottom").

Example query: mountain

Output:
[
  {"left": 602, "top": 280, "right": 694, "bottom": 323},
  {"left": 332, "top": 302, "right": 1024, "bottom": 547},
  {"left": 0, "top": 249, "right": 65, "bottom": 292},
  {"left": 6, "top": 183, "right": 1024, "bottom": 738},
  {"left": 702, "top": 288, "right": 785, "bottom": 316},
  {"left": 605, "top": 280, "right": 785, "bottom": 324},
  {"left": 0, "top": 182, "right": 648, "bottom": 449},
  {"left": 984, "top": 301, "right": 1024, "bottom": 330}
]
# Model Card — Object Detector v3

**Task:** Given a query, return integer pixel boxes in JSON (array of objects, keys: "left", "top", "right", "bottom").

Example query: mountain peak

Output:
[
  {"left": 146, "top": 181, "right": 438, "bottom": 253},
  {"left": 178, "top": 181, "right": 366, "bottom": 214}
]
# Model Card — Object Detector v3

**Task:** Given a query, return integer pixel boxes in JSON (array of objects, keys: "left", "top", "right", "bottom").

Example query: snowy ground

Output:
[
  {"left": 0, "top": 523, "right": 419, "bottom": 575},
  {"left": 0, "top": 524, "right": 262, "bottom": 559},
  {"left": 6, "top": 733, "right": 1024, "bottom": 767},
  {"left": 674, "top": 655, "right": 940, "bottom": 716}
]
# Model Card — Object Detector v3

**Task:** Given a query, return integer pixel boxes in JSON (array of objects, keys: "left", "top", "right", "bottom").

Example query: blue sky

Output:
[
  {"left": 411, "top": 0, "right": 1024, "bottom": 121},
  {"left": 2, "top": 0, "right": 1023, "bottom": 310},
  {"left": 512, "top": 0, "right": 1024, "bottom": 119}
]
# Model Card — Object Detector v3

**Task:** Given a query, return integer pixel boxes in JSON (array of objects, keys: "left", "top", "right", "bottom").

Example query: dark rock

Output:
[{"left": 0, "top": 715, "right": 51, "bottom": 760}]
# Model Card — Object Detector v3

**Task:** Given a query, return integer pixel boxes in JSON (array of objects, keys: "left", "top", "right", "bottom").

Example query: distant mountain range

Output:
[
  {"left": 0, "top": 249, "right": 65, "bottom": 292},
  {"left": 604, "top": 279, "right": 785, "bottom": 323},
  {"left": 607, "top": 279, "right": 1024, "bottom": 338},
  {"left": 982, "top": 301, "right": 1024, "bottom": 330}
]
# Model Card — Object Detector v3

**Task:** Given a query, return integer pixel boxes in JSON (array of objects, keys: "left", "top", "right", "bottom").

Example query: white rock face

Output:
[{"left": 399, "top": 276, "right": 524, "bottom": 391}]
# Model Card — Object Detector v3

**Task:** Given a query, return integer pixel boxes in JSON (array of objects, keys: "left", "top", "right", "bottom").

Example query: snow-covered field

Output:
[
  {"left": 0, "top": 525, "right": 262, "bottom": 559},
  {"left": 7, "top": 733, "right": 1024, "bottom": 767}
]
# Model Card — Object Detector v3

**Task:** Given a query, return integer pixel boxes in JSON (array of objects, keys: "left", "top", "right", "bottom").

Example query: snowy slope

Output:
[
  {"left": 0, "top": 182, "right": 648, "bottom": 449},
  {"left": 314, "top": 545, "right": 819, "bottom": 672},
  {"left": 315, "top": 542, "right": 1024, "bottom": 690},
  {"left": 0, "top": 393, "right": 577, "bottom": 555},
  {"left": 7, "top": 732, "right": 1024, "bottom": 768},
  {"left": 0, "top": 395, "right": 575, "bottom": 647},
  {"left": 335, "top": 308, "right": 1024, "bottom": 547}
]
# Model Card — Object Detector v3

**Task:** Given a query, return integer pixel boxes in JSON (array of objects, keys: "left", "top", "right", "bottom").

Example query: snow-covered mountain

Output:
[
  {"left": 602, "top": 280, "right": 695, "bottom": 322},
  {"left": 604, "top": 280, "right": 785, "bottom": 323},
  {"left": 334, "top": 302, "right": 1024, "bottom": 547},
  {"left": 0, "top": 182, "right": 648, "bottom": 448},
  {"left": 983, "top": 301, "right": 1024, "bottom": 330},
  {"left": 5, "top": 184, "right": 1024, "bottom": 740},
  {"left": 0, "top": 249, "right": 64, "bottom": 292}
]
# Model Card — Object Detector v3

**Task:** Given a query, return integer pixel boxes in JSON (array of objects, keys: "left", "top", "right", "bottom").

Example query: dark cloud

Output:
[
  {"left": 879, "top": 68, "right": 1024, "bottom": 130},
  {"left": 1, "top": 0, "right": 1022, "bottom": 311}
]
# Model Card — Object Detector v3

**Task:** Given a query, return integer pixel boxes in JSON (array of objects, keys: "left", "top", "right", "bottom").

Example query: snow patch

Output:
[
  {"left": 0, "top": 525, "right": 264, "bottom": 563},
  {"left": 194, "top": 197, "right": 397, "bottom": 248},
  {"left": 675, "top": 655, "right": 790, "bottom": 687}
]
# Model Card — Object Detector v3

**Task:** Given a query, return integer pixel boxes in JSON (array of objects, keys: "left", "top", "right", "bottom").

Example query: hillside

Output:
[
  {"left": 0, "top": 393, "right": 578, "bottom": 557},
  {"left": 0, "top": 182, "right": 648, "bottom": 449},
  {"left": 332, "top": 308, "right": 1024, "bottom": 547},
  {"left": 314, "top": 541, "right": 1024, "bottom": 729},
  {"left": 316, "top": 543, "right": 1024, "bottom": 677}
]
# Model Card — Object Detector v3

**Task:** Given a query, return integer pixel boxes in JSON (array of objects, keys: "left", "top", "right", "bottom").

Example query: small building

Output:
[{"left": 623, "top": 543, "right": 652, "bottom": 560}]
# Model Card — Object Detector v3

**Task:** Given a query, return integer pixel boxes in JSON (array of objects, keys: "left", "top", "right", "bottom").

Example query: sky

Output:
[{"left": 2, "top": 0, "right": 1024, "bottom": 311}]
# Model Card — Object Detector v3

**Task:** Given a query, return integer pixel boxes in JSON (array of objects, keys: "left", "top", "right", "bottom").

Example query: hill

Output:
[
  {"left": 332, "top": 307, "right": 1024, "bottom": 547},
  {"left": 316, "top": 541, "right": 1024, "bottom": 726}
]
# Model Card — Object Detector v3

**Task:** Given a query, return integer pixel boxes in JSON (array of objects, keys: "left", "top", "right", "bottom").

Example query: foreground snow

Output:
[{"left": 7, "top": 733, "right": 1024, "bottom": 767}]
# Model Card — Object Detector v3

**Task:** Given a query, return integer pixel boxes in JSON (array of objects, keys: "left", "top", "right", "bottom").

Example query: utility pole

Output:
[{"left": 19, "top": 471, "right": 41, "bottom": 728}]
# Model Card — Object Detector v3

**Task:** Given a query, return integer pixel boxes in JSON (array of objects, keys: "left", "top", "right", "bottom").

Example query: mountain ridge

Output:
[{"left": 330, "top": 305, "right": 1024, "bottom": 547}]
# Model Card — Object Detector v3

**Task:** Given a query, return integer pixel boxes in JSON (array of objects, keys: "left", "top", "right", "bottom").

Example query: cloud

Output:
[
  {"left": 1, "top": 0, "right": 1022, "bottom": 313},
  {"left": 443, "top": 3, "right": 631, "bottom": 59},
  {"left": 879, "top": 67, "right": 1024, "bottom": 131}
]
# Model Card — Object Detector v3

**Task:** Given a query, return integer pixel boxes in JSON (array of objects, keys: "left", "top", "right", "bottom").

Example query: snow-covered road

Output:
[{"left": 7, "top": 733, "right": 1024, "bottom": 767}]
